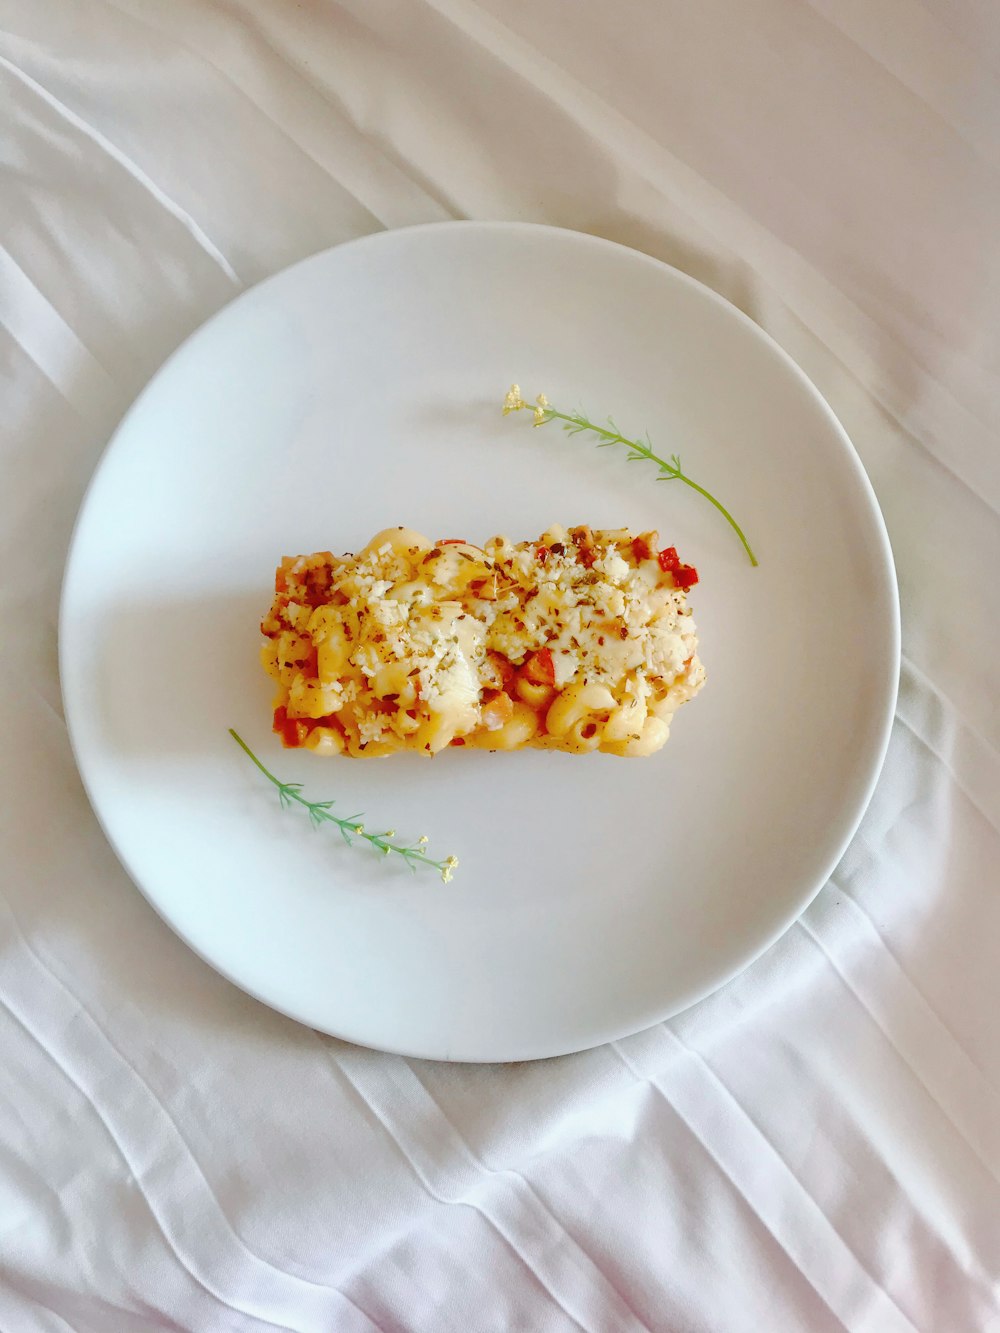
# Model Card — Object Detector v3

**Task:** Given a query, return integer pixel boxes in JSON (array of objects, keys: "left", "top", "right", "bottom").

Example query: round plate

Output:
[{"left": 60, "top": 222, "right": 899, "bottom": 1061}]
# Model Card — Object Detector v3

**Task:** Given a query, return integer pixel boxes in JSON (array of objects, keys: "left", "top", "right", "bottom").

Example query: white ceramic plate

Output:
[{"left": 60, "top": 222, "right": 899, "bottom": 1061}]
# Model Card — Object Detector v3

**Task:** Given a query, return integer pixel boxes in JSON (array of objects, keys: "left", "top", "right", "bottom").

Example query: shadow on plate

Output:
[{"left": 81, "top": 588, "right": 267, "bottom": 760}]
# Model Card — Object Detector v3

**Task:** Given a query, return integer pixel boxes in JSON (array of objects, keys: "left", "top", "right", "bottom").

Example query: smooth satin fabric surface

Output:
[{"left": 1, "top": 3, "right": 998, "bottom": 1329}]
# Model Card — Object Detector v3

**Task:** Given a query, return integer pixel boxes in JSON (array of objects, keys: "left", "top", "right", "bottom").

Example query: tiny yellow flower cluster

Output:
[
  {"left": 441, "top": 854, "right": 460, "bottom": 884},
  {"left": 502, "top": 383, "right": 550, "bottom": 426},
  {"left": 501, "top": 383, "right": 525, "bottom": 414}
]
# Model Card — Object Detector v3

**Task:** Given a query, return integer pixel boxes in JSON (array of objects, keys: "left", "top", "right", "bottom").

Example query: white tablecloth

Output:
[{"left": 2, "top": 3, "right": 998, "bottom": 1329}]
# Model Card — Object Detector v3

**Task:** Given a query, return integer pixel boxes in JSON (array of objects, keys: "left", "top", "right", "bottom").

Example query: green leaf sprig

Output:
[
  {"left": 503, "top": 385, "right": 757, "bottom": 566},
  {"left": 229, "top": 729, "right": 459, "bottom": 883}
]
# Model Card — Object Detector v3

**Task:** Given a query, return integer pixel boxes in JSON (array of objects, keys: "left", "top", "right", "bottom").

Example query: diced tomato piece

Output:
[
  {"left": 272, "top": 705, "right": 287, "bottom": 733},
  {"left": 672, "top": 564, "right": 699, "bottom": 590},
  {"left": 536, "top": 545, "right": 549, "bottom": 563},
  {"left": 632, "top": 536, "right": 654, "bottom": 561},
  {"left": 450, "top": 737, "right": 466, "bottom": 746},
  {"left": 658, "top": 546, "right": 681, "bottom": 572},
  {"left": 523, "top": 647, "right": 555, "bottom": 685},
  {"left": 281, "top": 718, "right": 309, "bottom": 748},
  {"left": 275, "top": 569, "right": 289, "bottom": 593},
  {"left": 302, "top": 563, "right": 333, "bottom": 606}
]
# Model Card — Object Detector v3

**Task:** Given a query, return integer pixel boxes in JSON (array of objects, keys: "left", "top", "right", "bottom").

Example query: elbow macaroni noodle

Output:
[{"left": 261, "top": 525, "right": 705, "bottom": 757}]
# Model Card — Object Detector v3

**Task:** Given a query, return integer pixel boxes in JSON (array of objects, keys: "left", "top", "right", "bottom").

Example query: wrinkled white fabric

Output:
[{"left": 1, "top": 2, "right": 998, "bottom": 1329}]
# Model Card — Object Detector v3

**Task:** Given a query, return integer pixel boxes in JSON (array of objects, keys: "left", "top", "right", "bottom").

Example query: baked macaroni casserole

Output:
[{"left": 261, "top": 526, "right": 705, "bottom": 757}]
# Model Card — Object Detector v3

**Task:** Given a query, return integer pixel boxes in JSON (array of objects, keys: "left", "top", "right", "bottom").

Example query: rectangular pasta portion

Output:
[{"left": 260, "top": 526, "right": 705, "bottom": 757}]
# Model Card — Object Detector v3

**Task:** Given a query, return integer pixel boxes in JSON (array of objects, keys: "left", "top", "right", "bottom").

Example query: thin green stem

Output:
[
  {"left": 670, "top": 472, "right": 757, "bottom": 566},
  {"left": 505, "top": 390, "right": 758, "bottom": 565},
  {"left": 543, "top": 408, "right": 757, "bottom": 566},
  {"left": 229, "top": 729, "right": 458, "bottom": 882},
  {"left": 230, "top": 727, "right": 285, "bottom": 786}
]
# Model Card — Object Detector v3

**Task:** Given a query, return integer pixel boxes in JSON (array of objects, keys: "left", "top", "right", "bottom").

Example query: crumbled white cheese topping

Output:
[{"left": 262, "top": 525, "right": 703, "bottom": 755}]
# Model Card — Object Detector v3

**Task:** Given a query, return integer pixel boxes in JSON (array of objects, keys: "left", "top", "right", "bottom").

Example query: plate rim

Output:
[{"left": 59, "top": 220, "right": 901, "bottom": 1060}]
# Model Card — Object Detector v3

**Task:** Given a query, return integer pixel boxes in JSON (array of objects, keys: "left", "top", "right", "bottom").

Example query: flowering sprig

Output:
[
  {"left": 229, "top": 730, "right": 459, "bottom": 882},
  {"left": 503, "top": 385, "right": 757, "bottom": 566}
]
